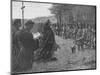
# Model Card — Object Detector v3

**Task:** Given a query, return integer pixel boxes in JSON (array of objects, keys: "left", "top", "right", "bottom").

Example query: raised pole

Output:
[{"left": 21, "top": 2, "right": 25, "bottom": 29}]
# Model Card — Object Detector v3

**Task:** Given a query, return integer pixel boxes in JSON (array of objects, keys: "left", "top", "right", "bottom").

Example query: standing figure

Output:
[
  {"left": 12, "top": 19, "right": 22, "bottom": 56},
  {"left": 38, "top": 20, "right": 57, "bottom": 62},
  {"left": 12, "top": 19, "right": 21, "bottom": 35},
  {"left": 12, "top": 20, "right": 39, "bottom": 72},
  {"left": 12, "top": 19, "right": 22, "bottom": 73}
]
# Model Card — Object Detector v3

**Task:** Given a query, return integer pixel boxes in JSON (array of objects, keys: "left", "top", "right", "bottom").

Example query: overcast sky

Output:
[{"left": 12, "top": 1, "right": 53, "bottom": 19}]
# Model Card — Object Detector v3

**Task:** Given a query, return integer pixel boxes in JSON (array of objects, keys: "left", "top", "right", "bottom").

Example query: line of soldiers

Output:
[
  {"left": 51, "top": 23, "right": 96, "bottom": 52},
  {"left": 11, "top": 19, "right": 58, "bottom": 73}
]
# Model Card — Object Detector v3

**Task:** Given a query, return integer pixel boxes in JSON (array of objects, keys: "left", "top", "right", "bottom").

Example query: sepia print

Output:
[{"left": 11, "top": 0, "right": 96, "bottom": 74}]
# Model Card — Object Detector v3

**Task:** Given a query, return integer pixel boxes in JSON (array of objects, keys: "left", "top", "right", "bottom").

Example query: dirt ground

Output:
[{"left": 30, "top": 35, "right": 96, "bottom": 72}]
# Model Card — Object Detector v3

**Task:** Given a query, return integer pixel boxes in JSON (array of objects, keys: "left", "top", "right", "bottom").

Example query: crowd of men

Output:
[
  {"left": 51, "top": 22, "right": 96, "bottom": 51},
  {"left": 12, "top": 19, "right": 58, "bottom": 73}
]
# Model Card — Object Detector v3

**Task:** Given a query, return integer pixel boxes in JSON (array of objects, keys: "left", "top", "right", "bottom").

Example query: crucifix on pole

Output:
[{"left": 21, "top": 2, "right": 25, "bottom": 29}]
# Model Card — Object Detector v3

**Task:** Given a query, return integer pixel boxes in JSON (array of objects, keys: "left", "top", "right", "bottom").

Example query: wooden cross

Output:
[{"left": 21, "top": 2, "right": 25, "bottom": 29}]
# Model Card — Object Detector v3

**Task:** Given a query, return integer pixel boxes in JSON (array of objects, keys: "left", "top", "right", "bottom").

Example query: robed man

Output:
[{"left": 12, "top": 20, "right": 39, "bottom": 72}]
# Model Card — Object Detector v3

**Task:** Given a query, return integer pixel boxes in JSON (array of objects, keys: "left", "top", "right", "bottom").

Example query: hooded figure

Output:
[{"left": 37, "top": 20, "right": 57, "bottom": 62}]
